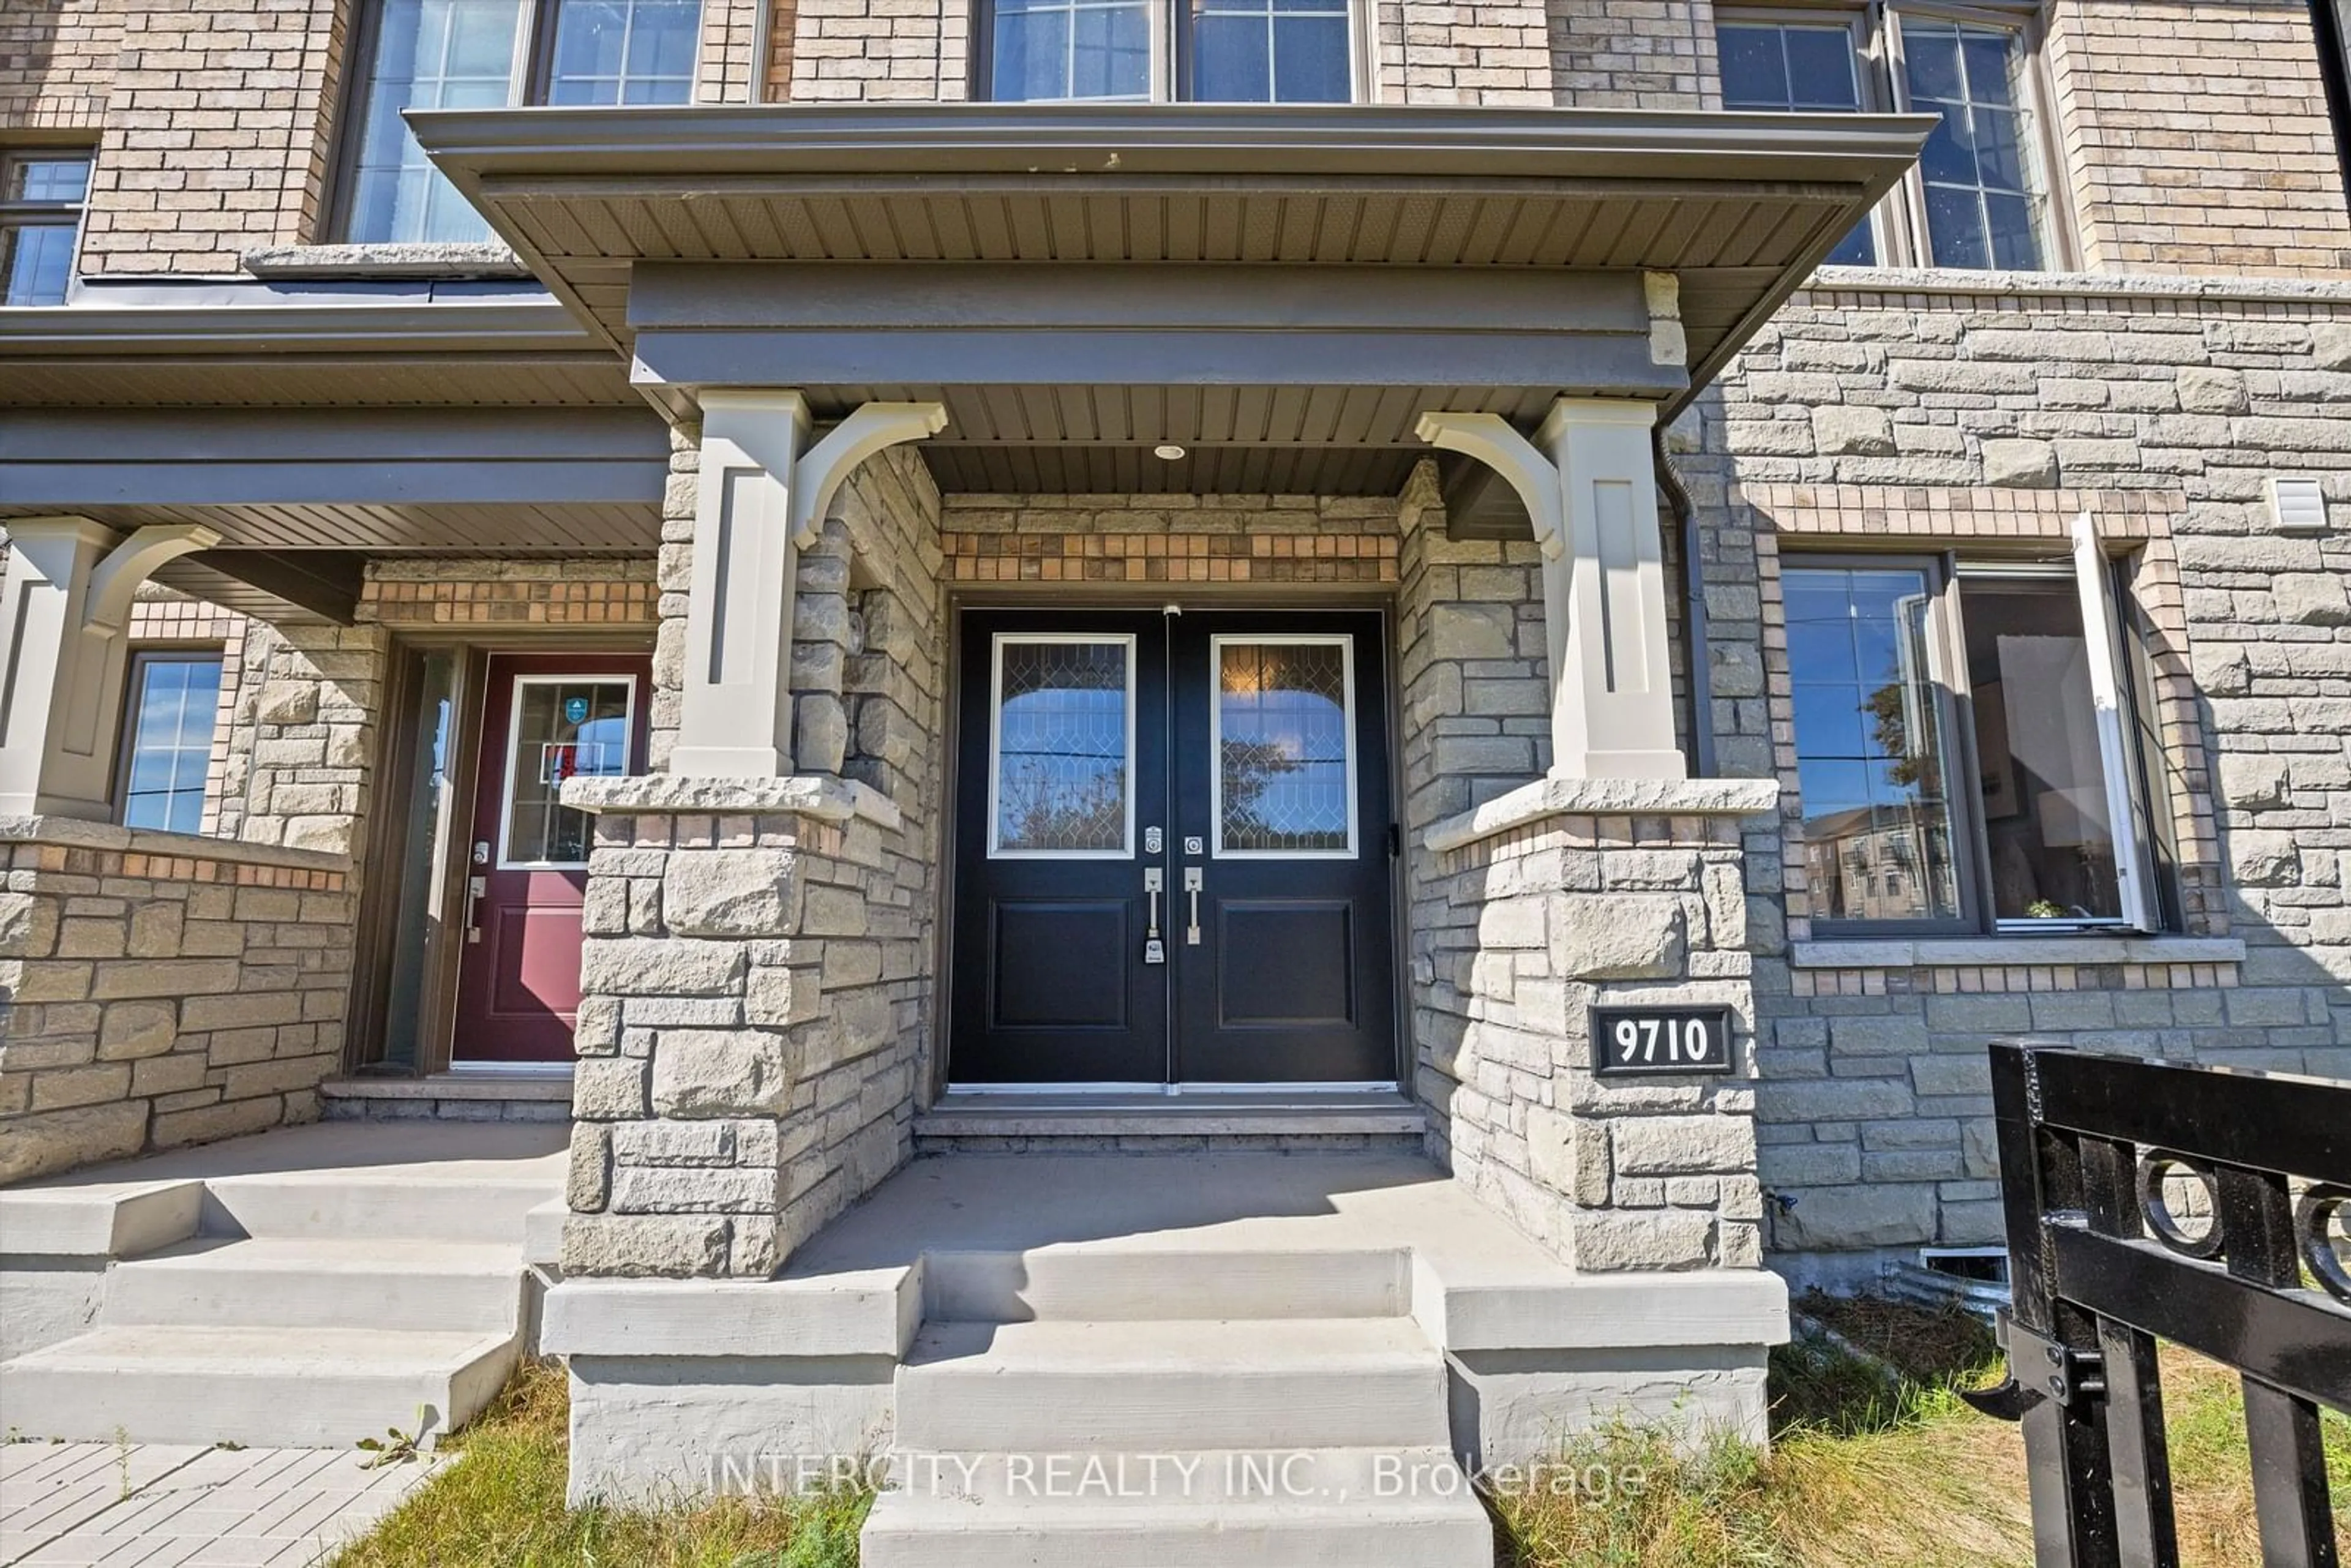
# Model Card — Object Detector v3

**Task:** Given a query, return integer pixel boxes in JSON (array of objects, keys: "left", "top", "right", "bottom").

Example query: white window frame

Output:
[
  {"left": 495, "top": 673, "right": 638, "bottom": 871},
  {"left": 1208, "top": 632, "right": 1359, "bottom": 861},
  {"left": 986, "top": 631, "right": 1139, "bottom": 861},
  {"left": 975, "top": 0, "right": 1367, "bottom": 104},
  {"left": 1, "top": 149, "right": 94, "bottom": 308},
  {"left": 1714, "top": 0, "right": 2074, "bottom": 272}
]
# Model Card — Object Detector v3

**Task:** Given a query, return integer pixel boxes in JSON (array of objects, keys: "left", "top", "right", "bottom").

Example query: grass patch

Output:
[
  {"left": 1490, "top": 1296, "right": 2351, "bottom": 1568},
  {"left": 330, "top": 1360, "right": 869, "bottom": 1568}
]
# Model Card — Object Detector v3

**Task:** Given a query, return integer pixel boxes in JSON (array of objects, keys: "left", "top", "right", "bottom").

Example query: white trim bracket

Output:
[
  {"left": 789, "top": 402, "right": 950, "bottom": 549},
  {"left": 1412, "top": 411, "right": 1565, "bottom": 559},
  {"left": 83, "top": 523, "right": 223, "bottom": 636}
]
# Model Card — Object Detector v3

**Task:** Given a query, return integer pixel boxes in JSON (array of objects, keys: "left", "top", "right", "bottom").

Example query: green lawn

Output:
[{"left": 331, "top": 1299, "right": 2349, "bottom": 1568}]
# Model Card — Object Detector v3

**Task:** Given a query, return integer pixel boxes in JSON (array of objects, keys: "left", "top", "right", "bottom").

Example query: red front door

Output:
[{"left": 452, "top": 653, "right": 650, "bottom": 1065}]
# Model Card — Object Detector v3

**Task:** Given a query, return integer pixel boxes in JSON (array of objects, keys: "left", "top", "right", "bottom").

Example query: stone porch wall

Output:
[
  {"left": 1681, "top": 273, "right": 2351, "bottom": 1268},
  {"left": 1414, "top": 783, "right": 1774, "bottom": 1270},
  {"left": 0, "top": 819, "right": 354, "bottom": 1184}
]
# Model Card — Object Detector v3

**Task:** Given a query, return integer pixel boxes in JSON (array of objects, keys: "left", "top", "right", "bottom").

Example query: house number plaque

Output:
[{"left": 1589, "top": 1005, "right": 1736, "bottom": 1077}]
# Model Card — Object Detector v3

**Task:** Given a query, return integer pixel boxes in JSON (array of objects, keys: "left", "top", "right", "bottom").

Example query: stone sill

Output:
[
  {"left": 241, "top": 242, "right": 531, "bottom": 280},
  {"left": 1789, "top": 935, "right": 2248, "bottom": 969},
  {"left": 320, "top": 1073, "right": 572, "bottom": 1103},
  {"left": 1423, "top": 775, "right": 1782, "bottom": 854},
  {"left": 560, "top": 773, "right": 904, "bottom": 831},
  {"left": 0, "top": 814, "right": 351, "bottom": 874},
  {"left": 1801, "top": 264, "right": 2351, "bottom": 307}
]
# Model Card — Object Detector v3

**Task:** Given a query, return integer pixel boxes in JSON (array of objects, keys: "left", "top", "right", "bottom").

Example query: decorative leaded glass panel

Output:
[
  {"left": 992, "top": 639, "right": 1133, "bottom": 855},
  {"left": 1217, "top": 639, "right": 1351, "bottom": 854}
]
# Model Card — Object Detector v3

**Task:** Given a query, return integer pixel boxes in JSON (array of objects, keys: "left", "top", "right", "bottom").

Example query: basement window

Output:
[
  {"left": 117, "top": 652, "right": 226, "bottom": 836},
  {"left": 337, "top": 0, "right": 701, "bottom": 244},
  {"left": 1784, "top": 518, "right": 2164, "bottom": 938},
  {"left": 1, "top": 151, "right": 92, "bottom": 307}
]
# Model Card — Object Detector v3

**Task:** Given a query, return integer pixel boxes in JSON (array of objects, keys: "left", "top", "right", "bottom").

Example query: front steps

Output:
[
  {"left": 861, "top": 1248, "right": 1493, "bottom": 1567},
  {"left": 0, "top": 1122, "right": 562, "bottom": 1448}
]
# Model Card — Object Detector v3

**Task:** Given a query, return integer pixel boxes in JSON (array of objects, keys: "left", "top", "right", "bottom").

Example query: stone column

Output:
[
  {"left": 1416, "top": 776, "right": 1782, "bottom": 1269},
  {"left": 558, "top": 775, "right": 912, "bottom": 1278},
  {"left": 0, "top": 517, "right": 219, "bottom": 819}
]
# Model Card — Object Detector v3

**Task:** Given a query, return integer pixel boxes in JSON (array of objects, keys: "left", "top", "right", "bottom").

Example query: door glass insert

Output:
[
  {"left": 1213, "top": 636, "right": 1354, "bottom": 855},
  {"left": 500, "top": 677, "right": 634, "bottom": 867},
  {"left": 990, "top": 636, "right": 1135, "bottom": 857}
]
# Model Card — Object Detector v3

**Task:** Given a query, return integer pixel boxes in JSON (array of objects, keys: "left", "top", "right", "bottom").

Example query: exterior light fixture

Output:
[{"left": 1153, "top": 443, "right": 1187, "bottom": 460}]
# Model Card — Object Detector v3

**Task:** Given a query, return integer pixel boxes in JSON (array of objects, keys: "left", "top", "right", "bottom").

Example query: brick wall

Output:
[
  {"left": 937, "top": 493, "right": 1400, "bottom": 583},
  {"left": 359, "top": 559, "right": 659, "bottom": 629},
  {"left": 1684, "top": 272, "right": 2351, "bottom": 1265},
  {"left": 1545, "top": 0, "right": 1718, "bottom": 109},
  {"left": 0, "top": 822, "right": 354, "bottom": 1184},
  {"left": 0, "top": 0, "right": 121, "bottom": 129},
  {"left": 72, "top": 0, "right": 343, "bottom": 275},
  {"left": 2047, "top": 0, "right": 2351, "bottom": 277}
]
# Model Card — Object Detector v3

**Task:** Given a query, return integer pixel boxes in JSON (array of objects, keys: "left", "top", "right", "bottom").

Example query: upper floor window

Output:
[
  {"left": 983, "top": 0, "right": 1355, "bottom": 102},
  {"left": 1784, "top": 523, "right": 2162, "bottom": 938},
  {"left": 1, "top": 152, "right": 92, "bottom": 306},
  {"left": 340, "top": 0, "right": 699, "bottom": 243},
  {"left": 118, "top": 651, "right": 225, "bottom": 836},
  {"left": 1717, "top": 6, "right": 2059, "bottom": 271}
]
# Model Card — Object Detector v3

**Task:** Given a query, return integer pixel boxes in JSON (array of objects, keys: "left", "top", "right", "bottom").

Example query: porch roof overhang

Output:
[{"left": 410, "top": 104, "right": 1930, "bottom": 501}]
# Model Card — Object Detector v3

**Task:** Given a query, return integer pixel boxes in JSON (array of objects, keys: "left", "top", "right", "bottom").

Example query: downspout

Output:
[{"left": 1655, "top": 427, "right": 1717, "bottom": 779}]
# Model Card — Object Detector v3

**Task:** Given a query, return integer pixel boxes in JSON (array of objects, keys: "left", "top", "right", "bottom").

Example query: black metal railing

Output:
[{"left": 1965, "top": 1042, "right": 2350, "bottom": 1568}]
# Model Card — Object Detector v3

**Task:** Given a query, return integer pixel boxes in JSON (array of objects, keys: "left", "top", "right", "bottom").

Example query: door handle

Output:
[
  {"left": 1144, "top": 868, "right": 1163, "bottom": 940},
  {"left": 464, "top": 876, "right": 486, "bottom": 944},
  {"left": 1183, "top": 867, "right": 1202, "bottom": 945}
]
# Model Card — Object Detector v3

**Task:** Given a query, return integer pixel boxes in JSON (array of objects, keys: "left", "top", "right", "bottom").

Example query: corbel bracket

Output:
[
  {"left": 1414, "top": 412, "right": 1565, "bottom": 560},
  {"left": 790, "top": 402, "right": 950, "bottom": 550},
  {"left": 83, "top": 523, "right": 223, "bottom": 635}
]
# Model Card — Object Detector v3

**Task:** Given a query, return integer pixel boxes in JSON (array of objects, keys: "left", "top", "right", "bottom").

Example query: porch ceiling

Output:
[{"left": 410, "top": 104, "right": 1930, "bottom": 498}]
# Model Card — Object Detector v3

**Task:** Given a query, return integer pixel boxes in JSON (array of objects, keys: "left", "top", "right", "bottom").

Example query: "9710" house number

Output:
[{"left": 1589, "top": 1005, "right": 1736, "bottom": 1077}]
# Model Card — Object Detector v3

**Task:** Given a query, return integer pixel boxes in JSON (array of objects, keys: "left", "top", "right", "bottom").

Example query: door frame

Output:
[
  {"left": 347, "top": 629, "right": 655, "bottom": 1080},
  {"left": 931, "top": 587, "right": 1409, "bottom": 1102}
]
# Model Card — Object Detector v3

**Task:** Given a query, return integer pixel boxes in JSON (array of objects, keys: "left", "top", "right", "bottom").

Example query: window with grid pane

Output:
[
  {"left": 1900, "top": 16, "right": 2046, "bottom": 269},
  {"left": 340, "top": 0, "right": 699, "bottom": 242},
  {"left": 118, "top": 654, "right": 224, "bottom": 836},
  {"left": 1716, "top": 22, "right": 1875, "bottom": 265},
  {"left": 1, "top": 152, "right": 92, "bottom": 306},
  {"left": 983, "top": 0, "right": 1353, "bottom": 100}
]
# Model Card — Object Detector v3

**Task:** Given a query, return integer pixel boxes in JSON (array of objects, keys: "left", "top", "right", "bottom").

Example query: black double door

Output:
[{"left": 950, "top": 607, "right": 1397, "bottom": 1086}]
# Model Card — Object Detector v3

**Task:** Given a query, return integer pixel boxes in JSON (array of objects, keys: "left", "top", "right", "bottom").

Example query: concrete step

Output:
[
  {"left": 0, "top": 1324, "right": 519, "bottom": 1447},
  {"left": 923, "top": 1246, "right": 1408, "bottom": 1324},
  {"left": 200, "top": 1171, "right": 553, "bottom": 1244},
  {"left": 102, "top": 1237, "right": 525, "bottom": 1333},
  {"left": 895, "top": 1318, "right": 1451, "bottom": 1454},
  {"left": 862, "top": 1447, "right": 1491, "bottom": 1568}
]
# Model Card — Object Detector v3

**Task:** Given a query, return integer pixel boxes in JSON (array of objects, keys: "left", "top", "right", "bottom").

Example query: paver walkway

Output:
[{"left": 0, "top": 1442, "right": 439, "bottom": 1566}]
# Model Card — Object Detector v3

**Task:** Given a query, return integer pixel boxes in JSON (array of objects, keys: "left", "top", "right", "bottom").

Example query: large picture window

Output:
[
  {"left": 117, "top": 653, "right": 225, "bottom": 836},
  {"left": 339, "top": 0, "right": 700, "bottom": 243},
  {"left": 981, "top": 0, "right": 1355, "bottom": 102},
  {"left": 1785, "top": 520, "right": 2161, "bottom": 937},
  {"left": 1716, "top": 4, "right": 2060, "bottom": 271}
]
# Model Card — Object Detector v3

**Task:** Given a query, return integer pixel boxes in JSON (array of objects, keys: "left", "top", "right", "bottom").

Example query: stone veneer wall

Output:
[
  {"left": 1415, "top": 786, "right": 1772, "bottom": 1269},
  {"left": 1682, "top": 272, "right": 2351, "bottom": 1268},
  {"left": 211, "top": 623, "right": 388, "bottom": 859},
  {"left": 0, "top": 820, "right": 354, "bottom": 1182},
  {"left": 564, "top": 435, "right": 947, "bottom": 1279}
]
